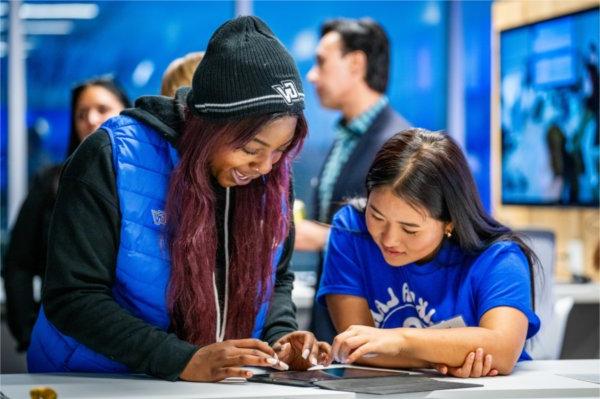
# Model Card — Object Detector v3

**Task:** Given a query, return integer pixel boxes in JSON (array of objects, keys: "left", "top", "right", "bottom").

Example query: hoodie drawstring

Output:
[{"left": 213, "top": 187, "right": 230, "bottom": 342}]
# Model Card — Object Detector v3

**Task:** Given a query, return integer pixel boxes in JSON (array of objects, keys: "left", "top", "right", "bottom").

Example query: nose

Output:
[
  {"left": 86, "top": 110, "right": 103, "bottom": 132},
  {"left": 307, "top": 66, "right": 318, "bottom": 83},
  {"left": 380, "top": 224, "right": 401, "bottom": 248},
  {"left": 251, "top": 152, "right": 278, "bottom": 176}
]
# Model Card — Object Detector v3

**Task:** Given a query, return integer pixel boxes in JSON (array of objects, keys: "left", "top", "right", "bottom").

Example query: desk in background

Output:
[
  {"left": 293, "top": 279, "right": 600, "bottom": 309},
  {"left": 2, "top": 360, "right": 599, "bottom": 398},
  {"left": 555, "top": 282, "right": 600, "bottom": 304}
]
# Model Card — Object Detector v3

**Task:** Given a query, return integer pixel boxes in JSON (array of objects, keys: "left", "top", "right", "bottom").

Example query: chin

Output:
[
  {"left": 319, "top": 97, "right": 334, "bottom": 108},
  {"left": 385, "top": 258, "right": 410, "bottom": 267},
  {"left": 381, "top": 251, "right": 415, "bottom": 267},
  {"left": 216, "top": 176, "right": 233, "bottom": 188}
]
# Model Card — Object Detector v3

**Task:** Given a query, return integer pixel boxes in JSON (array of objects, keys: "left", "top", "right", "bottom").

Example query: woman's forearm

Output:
[
  {"left": 351, "top": 327, "right": 506, "bottom": 372},
  {"left": 328, "top": 294, "right": 528, "bottom": 375},
  {"left": 398, "top": 327, "right": 520, "bottom": 374},
  {"left": 335, "top": 308, "right": 528, "bottom": 375}
]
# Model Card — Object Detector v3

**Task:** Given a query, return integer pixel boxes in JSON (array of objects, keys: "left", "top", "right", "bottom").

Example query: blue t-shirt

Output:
[{"left": 317, "top": 205, "right": 541, "bottom": 361}]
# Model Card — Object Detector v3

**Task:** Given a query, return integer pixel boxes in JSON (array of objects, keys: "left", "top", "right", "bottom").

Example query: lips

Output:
[
  {"left": 231, "top": 168, "right": 259, "bottom": 186},
  {"left": 382, "top": 246, "right": 406, "bottom": 257}
]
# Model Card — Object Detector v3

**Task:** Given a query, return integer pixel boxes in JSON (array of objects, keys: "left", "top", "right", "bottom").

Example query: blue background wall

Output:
[
  {"left": 462, "top": 1, "right": 492, "bottom": 210},
  {"left": 0, "top": 1, "right": 493, "bottom": 244}
]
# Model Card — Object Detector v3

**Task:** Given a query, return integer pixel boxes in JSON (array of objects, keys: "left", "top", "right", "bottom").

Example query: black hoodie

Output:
[{"left": 42, "top": 88, "right": 298, "bottom": 381}]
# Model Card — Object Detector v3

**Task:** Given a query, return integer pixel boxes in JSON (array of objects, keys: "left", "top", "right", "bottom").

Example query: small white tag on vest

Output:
[{"left": 151, "top": 209, "right": 166, "bottom": 226}]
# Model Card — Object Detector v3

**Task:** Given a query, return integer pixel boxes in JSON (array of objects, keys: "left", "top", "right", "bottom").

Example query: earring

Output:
[{"left": 446, "top": 231, "right": 452, "bottom": 238}]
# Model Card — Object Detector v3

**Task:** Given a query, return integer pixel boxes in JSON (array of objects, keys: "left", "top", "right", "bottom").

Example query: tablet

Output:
[{"left": 248, "top": 366, "right": 408, "bottom": 387}]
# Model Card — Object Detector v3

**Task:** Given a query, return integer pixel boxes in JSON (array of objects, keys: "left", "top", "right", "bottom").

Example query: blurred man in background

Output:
[{"left": 297, "top": 18, "right": 410, "bottom": 341}]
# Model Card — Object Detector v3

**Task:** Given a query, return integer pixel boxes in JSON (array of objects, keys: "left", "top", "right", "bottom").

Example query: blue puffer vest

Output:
[{"left": 28, "top": 115, "right": 282, "bottom": 373}]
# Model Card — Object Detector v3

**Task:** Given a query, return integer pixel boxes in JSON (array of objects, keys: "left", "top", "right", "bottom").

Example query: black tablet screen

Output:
[{"left": 250, "top": 367, "right": 407, "bottom": 384}]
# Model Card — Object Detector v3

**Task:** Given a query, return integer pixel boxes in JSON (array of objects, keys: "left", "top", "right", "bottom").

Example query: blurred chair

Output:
[
  {"left": 551, "top": 296, "right": 575, "bottom": 359},
  {"left": 520, "top": 229, "right": 573, "bottom": 359},
  {"left": 1, "top": 317, "right": 28, "bottom": 373}
]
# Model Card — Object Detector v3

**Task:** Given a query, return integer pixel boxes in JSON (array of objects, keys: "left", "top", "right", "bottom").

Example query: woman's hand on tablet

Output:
[
  {"left": 332, "top": 325, "right": 404, "bottom": 364},
  {"left": 273, "top": 331, "right": 332, "bottom": 370},
  {"left": 180, "top": 339, "right": 287, "bottom": 382}
]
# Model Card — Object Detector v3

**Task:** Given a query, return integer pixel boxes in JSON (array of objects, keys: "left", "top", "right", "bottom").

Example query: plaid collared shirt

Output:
[{"left": 318, "top": 96, "right": 389, "bottom": 222}]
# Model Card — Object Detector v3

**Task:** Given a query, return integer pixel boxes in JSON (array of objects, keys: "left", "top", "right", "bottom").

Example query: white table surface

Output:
[
  {"left": 0, "top": 373, "right": 351, "bottom": 399},
  {"left": 1, "top": 360, "right": 599, "bottom": 399}
]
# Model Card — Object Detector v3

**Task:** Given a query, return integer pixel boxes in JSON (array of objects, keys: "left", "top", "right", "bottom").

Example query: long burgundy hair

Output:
[{"left": 166, "top": 110, "right": 307, "bottom": 346}]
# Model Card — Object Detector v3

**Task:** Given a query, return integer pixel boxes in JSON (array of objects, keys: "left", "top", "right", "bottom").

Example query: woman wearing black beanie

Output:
[{"left": 27, "top": 16, "right": 330, "bottom": 382}]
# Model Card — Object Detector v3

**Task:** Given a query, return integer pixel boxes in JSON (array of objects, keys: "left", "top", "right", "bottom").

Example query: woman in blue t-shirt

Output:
[{"left": 318, "top": 128, "right": 540, "bottom": 378}]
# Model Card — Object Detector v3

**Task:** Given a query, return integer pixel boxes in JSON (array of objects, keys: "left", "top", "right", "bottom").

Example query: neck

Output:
[
  {"left": 416, "top": 239, "right": 447, "bottom": 265},
  {"left": 340, "top": 86, "right": 383, "bottom": 121}
]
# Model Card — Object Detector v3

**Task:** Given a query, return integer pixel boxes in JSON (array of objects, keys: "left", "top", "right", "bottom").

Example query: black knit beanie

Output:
[{"left": 187, "top": 16, "right": 304, "bottom": 120}]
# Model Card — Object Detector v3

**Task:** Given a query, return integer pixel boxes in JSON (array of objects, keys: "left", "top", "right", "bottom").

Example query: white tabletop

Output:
[
  {"left": 0, "top": 373, "right": 351, "bottom": 399},
  {"left": 393, "top": 359, "right": 600, "bottom": 399},
  {"left": 1, "top": 360, "right": 599, "bottom": 399}
]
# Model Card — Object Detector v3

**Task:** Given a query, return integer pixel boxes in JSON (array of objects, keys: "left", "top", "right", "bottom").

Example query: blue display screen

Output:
[{"left": 500, "top": 8, "right": 599, "bottom": 206}]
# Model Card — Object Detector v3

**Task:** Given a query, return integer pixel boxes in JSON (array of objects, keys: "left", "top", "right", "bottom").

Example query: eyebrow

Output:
[
  {"left": 252, "top": 137, "right": 293, "bottom": 149},
  {"left": 369, "top": 204, "right": 421, "bottom": 228}
]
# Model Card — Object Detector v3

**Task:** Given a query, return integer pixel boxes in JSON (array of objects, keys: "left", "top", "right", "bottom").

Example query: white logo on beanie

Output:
[{"left": 272, "top": 80, "right": 301, "bottom": 105}]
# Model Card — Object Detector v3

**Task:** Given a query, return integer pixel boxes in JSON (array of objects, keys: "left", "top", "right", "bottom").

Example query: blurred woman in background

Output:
[
  {"left": 2, "top": 77, "right": 130, "bottom": 352},
  {"left": 160, "top": 52, "right": 204, "bottom": 97}
]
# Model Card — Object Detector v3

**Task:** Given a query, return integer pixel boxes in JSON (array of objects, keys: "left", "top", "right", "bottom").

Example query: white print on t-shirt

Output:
[{"left": 370, "top": 283, "right": 436, "bottom": 328}]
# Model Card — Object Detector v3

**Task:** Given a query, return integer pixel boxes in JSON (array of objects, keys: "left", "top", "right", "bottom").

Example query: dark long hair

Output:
[
  {"left": 67, "top": 77, "right": 130, "bottom": 156},
  {"left": 366, "top": 128, "right": 538, "bottom": 307},
  {"left": 166, "top": 111, "right": 307, "bottom": 346}
]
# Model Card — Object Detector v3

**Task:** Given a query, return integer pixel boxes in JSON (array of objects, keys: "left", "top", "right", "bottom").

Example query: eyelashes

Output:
[{"left": 369, "top": 212, "right": 418, "bottom": 235}]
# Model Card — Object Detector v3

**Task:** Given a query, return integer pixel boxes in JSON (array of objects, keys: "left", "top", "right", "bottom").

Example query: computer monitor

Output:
[{"left": 500, "top": 7, "right": 599, "bottom": 207}]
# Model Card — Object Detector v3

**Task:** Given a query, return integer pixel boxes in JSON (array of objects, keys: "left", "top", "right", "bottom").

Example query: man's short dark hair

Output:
[{"left": 321, "top": 18, "right": 390, "bottom": 93}]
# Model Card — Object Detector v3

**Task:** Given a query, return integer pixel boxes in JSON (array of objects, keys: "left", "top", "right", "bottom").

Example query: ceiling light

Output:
[{"left": 19, "top": 3, "right": 99, "bottom": 20}]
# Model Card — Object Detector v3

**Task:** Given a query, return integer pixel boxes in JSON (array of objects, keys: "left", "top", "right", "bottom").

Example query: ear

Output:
[
  {"left": 347, "top": 50, "right": 368, "bottom": 80},
  {"left": 444, "top": 222, "right": 454, "bottom": 237}
]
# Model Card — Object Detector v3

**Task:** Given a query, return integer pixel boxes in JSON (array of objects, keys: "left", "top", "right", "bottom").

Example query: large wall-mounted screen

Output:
[{"left": 500, "top": 8, "right": 599, "bottom": 206}]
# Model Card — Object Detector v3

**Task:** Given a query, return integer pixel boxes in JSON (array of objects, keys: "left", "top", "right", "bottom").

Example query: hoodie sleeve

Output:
[{"left": 43, "top": 130, "right": 197, "bottom": 381}]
